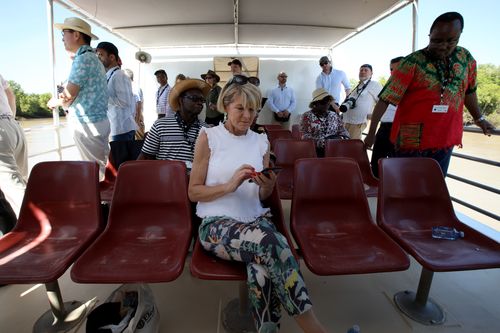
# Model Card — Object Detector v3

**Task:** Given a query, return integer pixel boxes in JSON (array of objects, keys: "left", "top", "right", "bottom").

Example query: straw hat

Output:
[
  {"left": 54, "top": 17, "right": 98, "bottom": 40},
  {"left": 309, "top": 88, "right": 333, "bottom": 108},
  {"left": 200, "top": 70, "right": 220, "bottom": 83},
  {"left": 169, "top": 79, "right": 211, "bottom": 111}
]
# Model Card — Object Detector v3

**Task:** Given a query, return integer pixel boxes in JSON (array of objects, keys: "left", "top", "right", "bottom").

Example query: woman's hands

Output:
[
  {"left": 225, "top": 164, "right": 255, "bottom": 193},
  {"left": 225, "top": 164, "right": 277, "bottom": 198}
]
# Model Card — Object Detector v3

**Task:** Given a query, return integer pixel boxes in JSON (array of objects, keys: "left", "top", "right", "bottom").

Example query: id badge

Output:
[{"left": 432, "top": 105, "right": 449, "bottom": 113}]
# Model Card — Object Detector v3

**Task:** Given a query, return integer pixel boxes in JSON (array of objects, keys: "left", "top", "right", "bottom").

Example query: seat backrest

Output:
[
  {"left": 274, "top": 139, "right": 317, "bottom": 167},
  {"left": 18, "top": 161, "right": 101, "bottom": 232},
  {"left": 377, "top": 157, "right": 458, "bottom": 230},
  {"left": 108, "top": 160, "right": 191, "bottom": 229},
  {"left": 266, "top": 129, "right": 292, "bottom": 148},
  {"left": 292, "top": 157, "right": 373, "bottom": 226},
  {"left": 262, "top": 185, "right": 299, "bottom": 258},
  {"left": 262, "top": 124, "right": 283, "bottom": 131},
  {"left": 325, "top": 139, "right": 377, "bottom": 184},
  {"left": 291, "top": 124, "right": 301, "bottom": 139}
]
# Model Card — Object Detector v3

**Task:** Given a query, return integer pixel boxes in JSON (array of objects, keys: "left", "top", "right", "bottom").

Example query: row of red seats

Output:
[
  {"left": 1, "top": 158, "right": 499, "bottom": 331},
  {"left": 273, "top": 139, "right": 378, "bottom": 199}
]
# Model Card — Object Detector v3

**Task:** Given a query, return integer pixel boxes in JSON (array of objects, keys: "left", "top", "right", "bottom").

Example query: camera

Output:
[{"left": 339, "top": 97, "right": 357, "bottom": 113}]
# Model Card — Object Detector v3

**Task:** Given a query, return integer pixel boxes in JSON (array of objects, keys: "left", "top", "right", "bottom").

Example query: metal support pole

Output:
[
  {"left": 46, "top": 0, "right": 62, "bottom": 160},
  {"left": 222, "top": 281, "right": 256, "bottom": 333},
  {"left": 394, "top": 267, "right": 445, "bottom": 325},
  {"left": 33, "top": 281, "right": 86, "bottom": 333},
  {"left": 414, "top": 267, "right": 433, "bottom": 307},
  {"left": 412, "top": 0, "right": 419, "bottom": 52}
]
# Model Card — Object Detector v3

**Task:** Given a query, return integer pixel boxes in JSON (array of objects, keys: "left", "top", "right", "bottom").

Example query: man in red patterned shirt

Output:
[{"left": 364, "top": 12, "right": 494, "bottom": 175}]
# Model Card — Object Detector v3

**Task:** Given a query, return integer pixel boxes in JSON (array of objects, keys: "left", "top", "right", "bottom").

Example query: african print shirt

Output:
[
  {"left": 379, "top": 46, "right": 477, "bottom": 150},
  {"left": 299, "top": 110, "right": 350, "bottom": 149}
]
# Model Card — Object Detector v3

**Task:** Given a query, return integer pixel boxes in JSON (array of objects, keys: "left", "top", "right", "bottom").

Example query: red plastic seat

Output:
[
  {"left": 190, "top": 186, "right": 297, "bottom": 280},
  {"left": 273, "top": 139, "right": 317, "bottom": 199},
  {"left": 72, "top": 160, "right": 192, "bottom": 283},
  {"left": 99, "top": 140, "right": 144, "bottom": 202},
  {"left": 0, "top": 161, "right": 102, "bottom": 332},
  {"left": 262, "top": 124, "right": 283, "bottom": 131},
  {"left": 291, "top": 124, "right": 301, "bottom": 139},
  {"left": 291, "top": 157, "right": 409, "bottom": 275},
  {"left": 325, "top": 139, "right": 378, "bottom": 196},
  {"left": 378, "top": 157, "right": 500, "bottom": 325},
  {"left": 266, "top": 129, "right": 292, "bottom": 149}
]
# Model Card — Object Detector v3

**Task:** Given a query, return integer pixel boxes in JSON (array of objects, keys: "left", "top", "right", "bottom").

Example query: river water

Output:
[{"left": 18, "top": 118, "right": 500, "bottom": 232}]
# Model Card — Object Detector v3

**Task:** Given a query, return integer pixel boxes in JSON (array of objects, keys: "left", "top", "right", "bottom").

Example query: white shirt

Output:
[
  {"left": 267, "top": 85, "right": 296, "bottom": 113},
  {"left": 156, "top": 84, "right": 173, "bottom": 116},
  {"left": 381, "top": 103, "right": 397, "bottom": 123},
  {"left": 343, "top": 79, "right": 383, "bottom": 125},
  {"left": 315, "top": 68, "right": 351, "bottom": 103},
  {"left": 106, "top": 66, "right": 137, "bottom": 136},
  {"left": 0, "top": 74, "right": 13, "bottom": 116},
  {"left": 196, "top": 124, "right": 270, "bottom": 222}
]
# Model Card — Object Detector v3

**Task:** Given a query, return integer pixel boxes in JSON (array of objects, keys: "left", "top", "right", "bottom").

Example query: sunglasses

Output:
[
  {"left": 320, "top": 62, "right": 329, "bottom": 66},
  {"left": 183, "top": 95, "right": 206, "bottom": 103},
  {"left": 61, "top": 29, "right": 75, "bottom": 37},
  {"left": 227, "top": 75, "right": 249, "bottom": 86}
]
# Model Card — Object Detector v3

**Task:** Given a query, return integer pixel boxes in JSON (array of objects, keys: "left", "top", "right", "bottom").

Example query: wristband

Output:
[{"left": 474, "top": 116, "right": 485, "bottom": 123}]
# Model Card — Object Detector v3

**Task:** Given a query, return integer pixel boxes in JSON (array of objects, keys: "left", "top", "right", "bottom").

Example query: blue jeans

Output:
[
  {"left": 394, "top": 147, "right": 454, "bottom": 176},
  {"left": 111, "top": 130, "right": 136, "bottom": 142}
]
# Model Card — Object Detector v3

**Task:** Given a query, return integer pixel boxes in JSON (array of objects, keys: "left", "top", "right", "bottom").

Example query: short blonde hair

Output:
[{"left": 217, "top": 82, "right": 262, "bottom": 113}]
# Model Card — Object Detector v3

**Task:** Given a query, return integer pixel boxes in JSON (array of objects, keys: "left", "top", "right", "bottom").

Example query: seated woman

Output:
[
  {"left": 189, "top": 75, "right": 330, "bottom": 333},
  {"left": 300, "top": 88, "right": 350, "bottom": 157}
]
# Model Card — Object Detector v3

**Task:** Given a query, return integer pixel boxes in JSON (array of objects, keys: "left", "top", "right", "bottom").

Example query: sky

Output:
[{"left": 1, "top": 0, "right": 499, "bottom": 94}]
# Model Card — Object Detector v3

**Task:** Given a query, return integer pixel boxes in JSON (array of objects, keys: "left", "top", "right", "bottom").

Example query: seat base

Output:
[
  {"left": 222, "top": 298, "right": 256, "bottom": 333},
  {"left": 33, "top": 300, "right": 87, "bottom": 333},
  {"left": 394, "top": 290, "right": 445, "bottom": 325}
]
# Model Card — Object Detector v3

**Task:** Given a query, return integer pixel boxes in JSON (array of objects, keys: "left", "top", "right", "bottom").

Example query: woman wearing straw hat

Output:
[{"left": 300, "top": 88, "right": 350, "bottom": 157}]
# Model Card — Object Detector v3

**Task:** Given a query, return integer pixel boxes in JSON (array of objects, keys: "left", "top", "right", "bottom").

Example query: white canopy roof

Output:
[{"left": 55, "top": 0, "right": 413, "bottom": 50}]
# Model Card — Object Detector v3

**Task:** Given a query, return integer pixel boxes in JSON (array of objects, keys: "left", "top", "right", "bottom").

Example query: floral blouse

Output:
[{"left": 299, "top": 110, "right": 350, "bottom": 148}]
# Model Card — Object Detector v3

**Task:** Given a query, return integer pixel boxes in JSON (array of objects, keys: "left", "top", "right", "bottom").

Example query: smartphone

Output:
[
  {"left": 248, "top": 167, "right": 283, "bottom": 182},
  {"left": 261, "top": 167, "right": 283, "bottom": 176}
]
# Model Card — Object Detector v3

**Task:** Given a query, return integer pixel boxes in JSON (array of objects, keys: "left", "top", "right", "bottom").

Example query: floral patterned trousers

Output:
[{"left": 199, "top": 215, "right": 312, "bottom": 333}]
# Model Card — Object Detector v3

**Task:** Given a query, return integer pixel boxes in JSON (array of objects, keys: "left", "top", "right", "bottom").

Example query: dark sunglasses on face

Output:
[
  {"left": 316, "top": 97, "right": 332, "bottom": 105},
  {"left": 227, "top": 75, "right": 249, "bottom": 86},
  {"left": 320, "top": 62, "right": 329, "bottom": 66},
  {"left": 183, "top": 95, "right": 206, "bottom": 103}
]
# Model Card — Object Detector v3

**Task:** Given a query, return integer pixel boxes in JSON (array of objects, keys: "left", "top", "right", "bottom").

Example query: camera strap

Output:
[{"left": 345, "top": 79, "right": 371, "bottom": 103}]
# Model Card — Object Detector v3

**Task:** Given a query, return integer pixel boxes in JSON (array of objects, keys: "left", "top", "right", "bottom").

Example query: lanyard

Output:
[
  {"left": 175, "top": 112, "right": 197, "bottom": 152},
  {"left": 106, "top": 67, "right": 120, "bottom": 84},
  {"left": 434, "top": 57, "right": 453, "bottom": 104},
  {"left": 355, "top": 79, "right": 371, "bottom": 96},
  {"left": 156, "top": 85, "right": 168, "bottom": 106}
]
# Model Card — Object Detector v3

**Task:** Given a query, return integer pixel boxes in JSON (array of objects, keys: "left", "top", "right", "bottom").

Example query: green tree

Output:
[
  {"left": 476, "top": 64, "right": 500, "bottom": 116},
  {"left": 8, "top": 80, "right": 52, "bottom": 118}
]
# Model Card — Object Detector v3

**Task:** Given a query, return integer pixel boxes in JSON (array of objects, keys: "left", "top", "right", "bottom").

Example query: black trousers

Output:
[
  {"left": 370, "top": 122, "right": 394, "bottom": 178},
  {"left": 0, "top": 188, "right": 16, "bottom": 235}
]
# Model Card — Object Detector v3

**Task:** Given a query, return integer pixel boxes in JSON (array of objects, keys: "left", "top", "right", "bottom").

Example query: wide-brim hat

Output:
[
  {"left": 169, "top": 79, "right": 211, "bottom": 111},
  {"left": 309, "top": 88, "right": 333, "bottom": 108},
  {"left": 201, "top": 70, "right": 220, "bottom": 83},
  {"left": 55, "top": 17, "right": 98, "bottom": 40}
]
